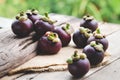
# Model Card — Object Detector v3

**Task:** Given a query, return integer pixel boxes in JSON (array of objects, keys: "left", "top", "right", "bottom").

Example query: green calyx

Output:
[
  {"left": 66, "top": 58, "right": 73, "bottom": 64},
  {"left": 26, "top": 10, "right": 32, "bottom": 15},
  {"left": 90, "top": 41, "right": 104, "bottom": 52},
  {"left": 62, "top": 23, "right": 70, "bottom": 31},
  {"left": 83, "top": 15, "right": 94, "bottom": 21},
  {"left": 41, "top": 13, "right": 57, "bottom": 24},
  {"left": 72, "top": 50, "right": 80, "bottom": 61},
  {"left": 46, "top": 32, "right": 60, "bottom": 43},
  {"left": 26, "top": 9, "right": 39, "bottom": 15},
  {"left": 93, "top": 28, "right": 105, "bottom": 39},
  {"left": 96, "top": 28, "right": 100, "bottom": 34},
  {"left": 80, "top": 53, "right": 87, "bottom": 59},
  {"left": 62, "top": 23, "right": 72, "bottom": 34},
  {"left": 16, "top": 12, "right": 28, "bottom": 21},
  {"left": 66, "top": 51, "right": 87, "bottom": 64},
  {"left": 31, "top": 9, "right": 39, "bottom": 14},
  {"left": 44, "top": 13, "right": 49, "bottom": 18},
  {"left": 79, "top": 27, "right": 92, "bottom": 38}
]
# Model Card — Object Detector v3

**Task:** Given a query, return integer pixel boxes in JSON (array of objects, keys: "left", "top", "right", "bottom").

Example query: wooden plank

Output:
[
  {"left": 0, "top": 17, "right": 13, "bottom": 29},
  {"left": 0, "top": 14, "right": 74, "bottom": 78},
  {"left": 0, "top": 17, "right": 12, "bottom": 33},
  {"left": 0, "top": 73, "right": 40, "bottom": 80},
  {"left": 67, "top": 17, "right": 120, "bottom": 35},
  {"left": 15, "top": 73, "right": 39, "bottom": 80},
  {"left": 0, "top": 31, "right": 37, "bottom": 77},
  {"left": 81, "top": 30, "right": 120, "bottom": 80},
  {"left": 24, "top": 71, "right": 71, "bottom": 80},
  {"left": 83, "top": 59, "right": 120, "bottom": 80},
  {"left": 0, "top": 74, "right": 23, "bottom": 80},
  {"left": 49, "top": 13, "right": 75, "bottom": 26},
  {"left": 1, "top": 14, "right": 120, "bottom": 80},
  {"left": 26, "top": 29, "right": 120, "bottom": 80}
]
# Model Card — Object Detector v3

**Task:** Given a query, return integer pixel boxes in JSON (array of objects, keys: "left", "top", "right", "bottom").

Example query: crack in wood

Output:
[
  {"left": 21, "top": 41, "right": 36, "bottom": 50},
  {"left": 0, "top": 52, "right": 9, "bottom": 66},
  {"left": 19, "top": 37, "right": 32, "bottom": 46},
  {"left": 0, "top": 35, "right": 16, "bottom": 45},
  {"left": 31, "top": 50, "right": 36, "bottom": 54},
  {"left": 5, "top": 53, "right": 9, "bottom": 58},
  {"left": 1, "top": 56, "right": 6, "bottom": 61},
  {"left": 0, "top": 62, "right": 8, "bottom": 66}
]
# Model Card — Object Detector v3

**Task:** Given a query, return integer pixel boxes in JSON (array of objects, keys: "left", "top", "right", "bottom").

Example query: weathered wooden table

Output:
[{"left": 0, "top": 14, "right": 120, "bottom": 80}]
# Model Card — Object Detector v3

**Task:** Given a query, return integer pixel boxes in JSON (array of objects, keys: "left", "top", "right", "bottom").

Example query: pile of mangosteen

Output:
[
  {"left": 11, "top": 9, "right": 109, "bottom": 78},
  {"left": 67, "top": 15, "right": 109, "bottom": 78},
  {"left": 11, "top": 9, "right": 72, "bottom": 55}
]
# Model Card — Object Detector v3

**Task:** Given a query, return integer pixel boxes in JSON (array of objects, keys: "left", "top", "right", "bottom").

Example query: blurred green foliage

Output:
[{"left": 0, "top": 0, "right": 120, "bottom": 23}]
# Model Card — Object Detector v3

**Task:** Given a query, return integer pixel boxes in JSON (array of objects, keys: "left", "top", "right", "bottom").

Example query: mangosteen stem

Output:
[
  {"left": 79, "top": 27, "right": 86, "bottom": 34},
  {"left": 41, "top": 13, "right": 57, "bottom": 24},
  {"left": 79, "top": 27, "right": 92, "bottom": 38},
  {"left": 90, "top": 41, "right": 104, "bottom": 52},
  {"left": 62, "top": 23, "right": 72, "bottom": 34},
  {"left": 45, "top": 13, "right": 49, "bottom": 19},
  {"left": 31, "top": 9, "right": 35, "bottom": 11},
  {"left": 66, "top": 23, "right": 70, "bottom": 29},
  {"left": 72, "top": 50, "right": 80, "bottom": 61},
  {"left": 83, "top": 15, "right": 94, "bottom": 21},
  {"left": 84, "top": 32, "right": 92, "bottom": 38},
  {"left": 47, "top": 32, "right": 59, "bottom": 43},
  {"left": 16, "top": 12, "right": 28, "bottom": 21},
  {"left": 90, "top": 41, "right": 96, "bottom": 47},
  {"left": 26, "top": 10, "right": 32, "bottom": 15},
  {"left": 19, "top": 16, "right": 28, "bottom": 21},
  {"left": 94, "top": 44, "right": 104, "bottom": 52},
  {"left": 96, "top": 28, "right": 101, "bottom": 34},
  {"left": 74, "top": 50, "right": 78, "bottom": 57},
  {"left": 20, "top": 12, "right": 24, "bottom": 16},
  {"left": 16, "top": 15, "right": 20, "bottom": 20},
  {"left": 26, "top": 9, "right": 38, "bottom": 15},
  {"left": 32, "top": 9, "right": 39, "bottom": 14},
  {"left": 94, "top": 28, "right": 104, "bottom": 39}
]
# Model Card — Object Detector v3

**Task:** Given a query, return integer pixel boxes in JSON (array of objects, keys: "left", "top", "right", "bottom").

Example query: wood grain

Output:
[
  {"left": 0, "top": 30, "right": 37, "bottom": 77},
  {"left": 15, "top": 28, "right": 120, "bottom": 80},
  {"left": 1, "top": 14, "right": 120, "bottom": 80},
  {"left": 0, "top": 14, "right": 74, "bottom": 78},
  {"left": 84, "top": 59, "right": 120, "bottom": 80},
  {"left": 6, "top": 15, "right": 120, "bottom": 75}
]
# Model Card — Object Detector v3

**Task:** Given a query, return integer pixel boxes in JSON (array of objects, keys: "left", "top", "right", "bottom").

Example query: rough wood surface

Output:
[
  {"left": 1, "top": 14, "right": 120, "bottom": 80},
  {"left": 0, "top": 30, "right": 37, "bottom": 77},
  {"left": 0, "top": 17, "right": 12, "bottom": 33},
  {"left": 84, "top": 58, "right": 120, "bottom": 80},
  {"left": 25, "top": 31, "right": 120, "bottom": 80},
  {"left": 15, "top": 27, "right": 120, "bottom": 80},
  {"left": 0, "top": 14, "right": 75, "bottom": 78}
]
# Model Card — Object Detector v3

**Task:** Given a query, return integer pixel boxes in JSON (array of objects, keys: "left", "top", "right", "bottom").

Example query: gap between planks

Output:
[{"left": 83, "top": 57, "right": 120, "bottom": 80}]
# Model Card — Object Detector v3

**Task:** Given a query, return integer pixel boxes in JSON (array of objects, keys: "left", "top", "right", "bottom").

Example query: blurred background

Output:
[{"left": 0, "top": 0, "right": 120, "bottom": 23}]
